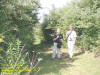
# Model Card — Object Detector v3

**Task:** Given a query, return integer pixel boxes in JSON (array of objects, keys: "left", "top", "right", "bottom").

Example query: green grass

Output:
[{"left": 37, "top": 47, "right": 100, "bottom": 75}]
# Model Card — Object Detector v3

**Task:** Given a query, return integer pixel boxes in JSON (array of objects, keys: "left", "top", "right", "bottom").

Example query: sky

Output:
[{"left": 38, "top": 0, "right": 72, "bottom": 23}]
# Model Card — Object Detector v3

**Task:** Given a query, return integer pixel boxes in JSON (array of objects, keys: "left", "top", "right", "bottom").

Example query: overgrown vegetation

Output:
[
  {"left": 0, "top": 0, "right": 100, "bottom": 75},
  {"left": 42, "top": 0, "right": 100, "bottom": 53},
  {"left": 0, "top": 0, "right": 42, "bottom": 75}
]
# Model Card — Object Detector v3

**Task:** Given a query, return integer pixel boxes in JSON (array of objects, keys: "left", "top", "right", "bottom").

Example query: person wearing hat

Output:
[
  {"left": 66, "top": 25, "right": 77, "bottom": 58},
  {"left": 52, "top": 28, "right": 63, "bottom": 59}
]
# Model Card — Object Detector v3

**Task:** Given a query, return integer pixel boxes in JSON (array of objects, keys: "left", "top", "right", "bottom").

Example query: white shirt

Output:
[{"left": 67, "top": 30, "right": 77, "bottom": 41}]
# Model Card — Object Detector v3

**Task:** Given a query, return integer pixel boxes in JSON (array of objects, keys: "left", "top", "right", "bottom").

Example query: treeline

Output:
[
  {"left": 42, "top": 0, "right": 100, "bottom": 53},
  {"left": 0, "top": 0, "right": 100, "bottom": 74},
  {"left": 0, "top": 0, "right": 42, "bottom": 75},
  {"left": 0, "top": 0, "right": 40, "bottom": 49}
]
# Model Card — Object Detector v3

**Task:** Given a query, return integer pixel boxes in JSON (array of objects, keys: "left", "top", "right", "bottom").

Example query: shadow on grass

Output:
[
  {"left": 33, "top": 42, "right": 52, "bottom": 52},
  {"left": 74, "top": 51, "right": 84, "bottom": 56},
  {"left": 33, "top": 43, "right": 84, "bottom": 75},
  {"left": 38, "top": 53, "right": 78, "bottom": 75},
  {"left": 62, "top": 51, "right": 84, "bottom": 59}
]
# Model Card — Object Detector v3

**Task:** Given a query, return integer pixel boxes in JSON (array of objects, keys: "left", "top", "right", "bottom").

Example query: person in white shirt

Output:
[{"left": 66, "top": 25, "right": 77, "bottom": 58}]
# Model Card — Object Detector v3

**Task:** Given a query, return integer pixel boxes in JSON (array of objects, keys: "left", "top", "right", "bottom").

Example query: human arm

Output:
[
  {"left": 53, "top": 35, "right": 59, "bottom": 41},
  {"left": 73, "top": 31, "right": 77, "bottom": 44},
  {"left": 60, "top": 34, "right": 63, "bottom": 42}
]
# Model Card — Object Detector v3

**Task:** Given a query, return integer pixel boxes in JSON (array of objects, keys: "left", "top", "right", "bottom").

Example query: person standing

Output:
[
  {"left": 66, "top": 25, "right": 77, "bottom": 58},
  {"left": 52, "top": 28, "right": 63, "bottom": 59}
]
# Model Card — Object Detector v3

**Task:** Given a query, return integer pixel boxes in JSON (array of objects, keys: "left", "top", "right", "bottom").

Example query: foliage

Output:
[
  {"left": 42, "top": 0, "right": 100, "bottom": 52},
  {"left": 0, "top": 0, "right": 43, "bottom": 75},
  {"left": 0, "top": 0, "right": 40, "bottom": 49},
  {"left": 0, "top": 38, "right": 42, "bottom": 75}
]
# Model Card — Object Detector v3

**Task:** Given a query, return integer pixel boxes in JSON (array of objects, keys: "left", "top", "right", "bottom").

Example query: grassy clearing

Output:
[{"left": 37, "top": 47, "right": 100, "bottom": 75}]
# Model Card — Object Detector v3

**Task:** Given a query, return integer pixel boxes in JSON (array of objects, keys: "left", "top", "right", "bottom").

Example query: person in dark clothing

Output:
[{"left": 52, "top": 28, "right": 63, "bottom": 59}]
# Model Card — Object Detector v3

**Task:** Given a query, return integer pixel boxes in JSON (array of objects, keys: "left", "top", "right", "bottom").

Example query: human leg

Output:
[{"left": 52, "top": 43, "right": 57, "bottom": 58}]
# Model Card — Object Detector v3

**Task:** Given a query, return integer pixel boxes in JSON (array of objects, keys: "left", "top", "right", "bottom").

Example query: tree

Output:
[
  {"left": 0, "top": 0, "right": 40, "bottom": 49},
  {"left": 42, "top": 0, "right": 100, "bottom": 52}
]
